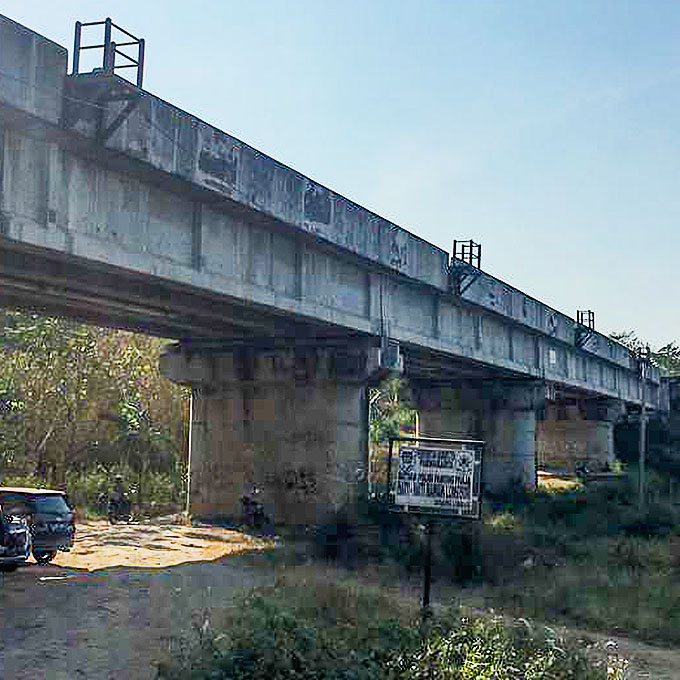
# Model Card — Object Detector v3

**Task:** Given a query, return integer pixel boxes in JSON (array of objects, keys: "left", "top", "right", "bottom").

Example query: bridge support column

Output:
[
  {"left": 537, "top": 397, "right": 625, "bottom": 472},
  {"left": 161, "top": 344, "right": 379, "bottom": 525},
  {"left": 479, "top": 381, "right": 543, "bottom": 493},
  {"left": 414, "top": 380, "right": 543, "bottom": 494}
]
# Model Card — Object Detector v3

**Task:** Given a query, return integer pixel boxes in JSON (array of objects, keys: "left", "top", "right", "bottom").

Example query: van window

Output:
[
  {"left": 0, "top": 493, "right": 32, "bottom": 517},
  {"left": 33, "top": 496, "right": 70, "bottom": 514}
]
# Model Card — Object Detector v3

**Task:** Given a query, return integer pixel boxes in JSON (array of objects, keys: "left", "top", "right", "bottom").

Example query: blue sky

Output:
[{"left": 6, "top": 1, "right": 680, "bottom": 347}]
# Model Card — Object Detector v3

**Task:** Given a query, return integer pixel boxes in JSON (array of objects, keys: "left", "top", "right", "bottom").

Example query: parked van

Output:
[{"left": 0, "top": 488, "right": 75, "bottom": 564}]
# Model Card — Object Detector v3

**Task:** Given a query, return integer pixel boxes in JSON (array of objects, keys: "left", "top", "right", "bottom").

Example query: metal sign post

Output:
[{"left": 386, "top": 436, "right": 484, "bottom": 626}]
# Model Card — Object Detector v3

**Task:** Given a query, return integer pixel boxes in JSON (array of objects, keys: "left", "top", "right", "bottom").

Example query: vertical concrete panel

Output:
[
  {"left": 2, "top": 130, "right": 47, "bottom": 225},
  {"left": 390, "top": 281, "right": 435, "bottom": 336},
  {"left": 271, "top": 232, "right": 298, "bottom": 297},
  {"left": 245, "top": 224, "right": 272, "bottom": 288},
  {"left": 202, "top": 206, "right": 238, "bottom": 278},
  {"left": 148, "top": 188, "right": 192, "bottom": 265},
  {"left": 303, "top": 250, "right": 368, "bottom": 316},
  {"left": 102, "top": 173, "right": 150, "bottom": 252},
  {"left": 438, "top": 300, "right": 462, "bottom": 344}
]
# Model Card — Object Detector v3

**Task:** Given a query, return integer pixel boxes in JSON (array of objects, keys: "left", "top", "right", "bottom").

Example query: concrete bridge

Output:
[{"left": 0, "top": 15, "right": 667, "bottom": 523}]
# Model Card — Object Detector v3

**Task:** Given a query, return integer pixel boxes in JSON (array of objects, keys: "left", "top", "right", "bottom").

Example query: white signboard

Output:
[{"left": 394, "top": 444, "right": 482, "bottom": 518}]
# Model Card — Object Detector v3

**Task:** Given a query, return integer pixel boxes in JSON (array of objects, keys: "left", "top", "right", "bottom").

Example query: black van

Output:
[{"left": 0, "top": 487, "right": 75, "bottom": 564}]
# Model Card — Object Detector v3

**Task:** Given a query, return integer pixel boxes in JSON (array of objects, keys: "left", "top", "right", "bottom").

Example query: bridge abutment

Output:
[{"left": 161, "top": 343, "right": 379, "bottom": 525}]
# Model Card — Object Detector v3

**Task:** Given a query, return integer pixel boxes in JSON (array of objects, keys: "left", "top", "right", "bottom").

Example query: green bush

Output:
[
  {"left": 386, "top": 615, "right": 610, "bottom": 680},
  {"left": 157, "top": 583, "right": 615, "bottom": 680},
  {"left": 158, "top": 576, "right": 421, "bottom": 680}
]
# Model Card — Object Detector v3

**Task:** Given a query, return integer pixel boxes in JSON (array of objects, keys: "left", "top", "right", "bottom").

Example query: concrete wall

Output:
[{"left": 0, "top": 14, "right": 66, "bottom": 125}]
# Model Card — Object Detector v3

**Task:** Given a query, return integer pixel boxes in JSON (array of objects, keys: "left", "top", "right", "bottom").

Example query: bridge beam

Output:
[{"left": 161, "top": 342, "right": 381, "bottom": 525}]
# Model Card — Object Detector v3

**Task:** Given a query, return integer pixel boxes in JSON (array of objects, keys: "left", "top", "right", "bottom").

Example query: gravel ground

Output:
[{"left": 0, "top": 522, "right": 274, "bottom": 680}]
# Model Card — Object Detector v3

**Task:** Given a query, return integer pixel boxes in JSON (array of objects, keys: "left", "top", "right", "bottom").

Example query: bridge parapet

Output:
[
  {"left": 0, "top": 14, "right": 66, "bottom": 125},
  {"left": 59, "top": 71, "right": 655, "bottom": 383},
  {"left": 62, "top": 72, "right": 450, "bottom": 291}
]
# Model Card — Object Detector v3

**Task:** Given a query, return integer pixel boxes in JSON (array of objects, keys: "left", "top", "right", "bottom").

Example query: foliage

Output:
[
  {"left": 386, "top": 615, "right": 609, "bottom": 680},
  {"left": 369, "top": 378, "right": 416, "bottom": 443},
  {"left": 462, "top": 478, "right": 680, "bottom": 645},
  {"left": 157, "top": 573, "right": 611, "bottom": 680},
  {"left": 0, "top": 310, "right": 189, "bottom": 511},
  {"left": 610, "top": 330, "right": 680, "bottom": 377},
  {"left": 614, "top": 415, "right": 676, "bottom": 474}
]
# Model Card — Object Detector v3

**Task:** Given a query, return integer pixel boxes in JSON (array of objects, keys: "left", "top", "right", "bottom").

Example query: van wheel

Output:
[{"left": 33, "top": 550, "right": 57, "bottom": 565}]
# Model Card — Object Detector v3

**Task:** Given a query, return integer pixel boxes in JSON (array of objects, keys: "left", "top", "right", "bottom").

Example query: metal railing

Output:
[{"left": 72, "top": 18, "right": 145, "bottom": 88}]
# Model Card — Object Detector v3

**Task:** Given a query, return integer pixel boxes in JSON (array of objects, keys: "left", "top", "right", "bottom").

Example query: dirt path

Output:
[
  {"left": 55, "top": 519, "right": 270, "bottom": 571},
  {"left": 0, "top": 522, "right": 274, "bottom": 680}
]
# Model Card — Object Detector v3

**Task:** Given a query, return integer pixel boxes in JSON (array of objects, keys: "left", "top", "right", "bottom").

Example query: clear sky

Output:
[{"left": 5, "top": 1, "right": 679, "bottom": 347}]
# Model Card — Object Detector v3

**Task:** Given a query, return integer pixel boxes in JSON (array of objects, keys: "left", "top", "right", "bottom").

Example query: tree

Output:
[
  {"left": 369, "top": 378, "right": 416, "bottom": 443},
  {"left": 610, "top": 330, "right": 680, "bottom": 377},
  {"left": 0, "top": 310, "right": 189, "bottom": 487},
  {"left": 610, "top": 330, "right": 680, "bottom": 476}
]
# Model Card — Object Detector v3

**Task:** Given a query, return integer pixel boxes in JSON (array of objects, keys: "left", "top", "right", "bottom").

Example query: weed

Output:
[{"left": 158, "top": 573, "right": 612, "bottom": 679}]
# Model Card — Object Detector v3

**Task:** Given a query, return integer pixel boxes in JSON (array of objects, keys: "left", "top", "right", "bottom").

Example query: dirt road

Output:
[{"left": 0, "top": 522, "right": 274, "bottom": 680}]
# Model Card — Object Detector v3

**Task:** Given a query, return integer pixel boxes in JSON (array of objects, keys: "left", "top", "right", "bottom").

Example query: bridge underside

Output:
[{"left": 0, "top": 239, "right": 340, "bottom": 340}]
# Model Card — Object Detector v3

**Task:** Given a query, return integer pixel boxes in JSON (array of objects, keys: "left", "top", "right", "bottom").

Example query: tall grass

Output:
[
  {"left": 158, "top": 568, "right": 618, "bottom": 679},
  {"left": 457, "top": 473, "right": 680, "bottom": 645}
]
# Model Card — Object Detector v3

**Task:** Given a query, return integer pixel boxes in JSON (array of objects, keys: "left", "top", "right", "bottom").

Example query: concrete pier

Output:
[
  {"left": 414, "top": 380, "right": 543, "bottom": 492},
  {"left": 162, "top": 343, "right": 380, "bottom": 524}
]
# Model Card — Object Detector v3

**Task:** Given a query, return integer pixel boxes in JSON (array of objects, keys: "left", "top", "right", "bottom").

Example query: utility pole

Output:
[{"left": 638, "top": 345, "right": 650, "bottom": 512}]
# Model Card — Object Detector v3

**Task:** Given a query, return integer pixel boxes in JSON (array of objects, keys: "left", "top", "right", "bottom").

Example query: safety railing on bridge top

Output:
[{"left": 72, "top": 18, "right": 145, "bottom": 88}]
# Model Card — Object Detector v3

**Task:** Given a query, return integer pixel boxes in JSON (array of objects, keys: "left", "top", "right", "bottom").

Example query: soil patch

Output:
[{"left": 53, "top": 520, "right": 270, "bottom": 571}]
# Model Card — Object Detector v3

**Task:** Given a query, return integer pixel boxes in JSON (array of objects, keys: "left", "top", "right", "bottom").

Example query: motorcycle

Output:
[
  {"left": 241, "top": 486, "right": 268, "bottom": 529},
  {"left": 107, "top": 491, "right": 132, "bottom": 524}
]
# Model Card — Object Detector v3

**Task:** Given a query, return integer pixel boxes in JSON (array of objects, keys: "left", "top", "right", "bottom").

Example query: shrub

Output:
[
  {"left": 158, "top": 579, "right": 616, "bottom": 680},
  {"left": 386, "top": 615, "right": 612, "bottom": 680}
]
